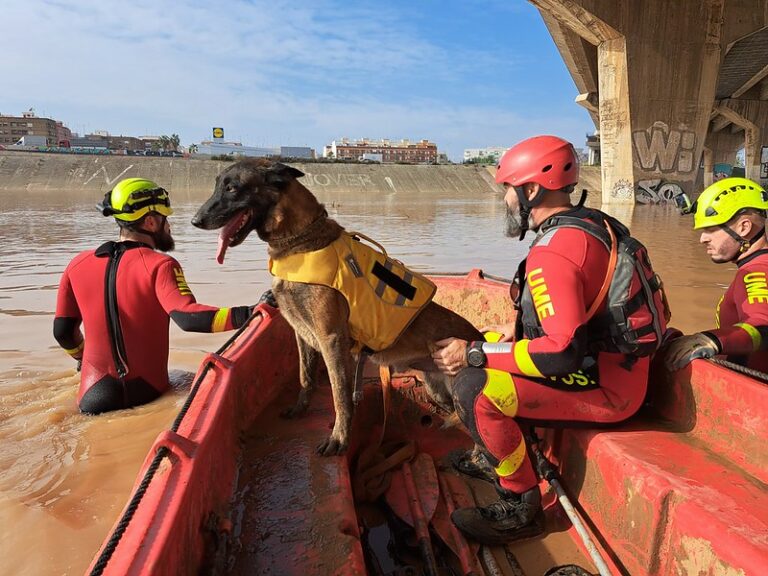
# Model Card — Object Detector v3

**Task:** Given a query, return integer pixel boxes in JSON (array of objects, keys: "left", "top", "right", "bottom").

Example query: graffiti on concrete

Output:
[
  {"left": 610, "top": 178, "right": 634, "bottom": 200},
  {"left": 632, "top": 122, "right": 696, "bottom": 173},
  {"left": 636, "top": 179, "right": 684, "bottom": 205},
  {"left": 384, "top": 176, "right": 397, "bottom": 193},
  {"left": 302, "top": 172, "right": 374, "bottom": 187},
  {"left": 714, "top": 163, "right": 733, "bottom": 182},
  {"left": 82, "top": 164, "right": 135, "bottom": 188}
]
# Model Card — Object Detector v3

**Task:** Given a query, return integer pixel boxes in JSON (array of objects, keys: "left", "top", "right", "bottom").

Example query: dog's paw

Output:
[
  {"left": 280, "top": 403, "right": 308, "bottom": 419},
  {"left": 317, "top": 435, "right": 348, "bottom": 456}
]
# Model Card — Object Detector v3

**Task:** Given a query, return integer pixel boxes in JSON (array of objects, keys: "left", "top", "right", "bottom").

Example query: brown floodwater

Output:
[{"left": 0, "top": 183, "right": 732, "bottom": 575}]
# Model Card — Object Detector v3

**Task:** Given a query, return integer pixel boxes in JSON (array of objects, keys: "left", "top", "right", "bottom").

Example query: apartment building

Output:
[
  {"left": 324, "top": 138, "right": 438, "bottom": 163},
  {"left": 0, "top": 110, "right": 59, "bottom": 146}
]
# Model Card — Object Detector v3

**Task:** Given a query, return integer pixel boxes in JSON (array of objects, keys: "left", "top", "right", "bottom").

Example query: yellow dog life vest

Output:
[{"left": 269, "top": 232, "right": 436, "bottom": 352}]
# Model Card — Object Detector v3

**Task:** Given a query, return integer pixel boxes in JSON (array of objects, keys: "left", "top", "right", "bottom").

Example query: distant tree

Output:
[
  {"left": 188, "top": 143, "right": 198, "bottom": 154},
  {"left": 170, "top": 134, "right": 180, "bottom": 151},
  {"left": 151, "top": 140, "right": 162, "bottom": 151},
  {"left": 464, "top": 155, "right": 497, "bottom": 165}
]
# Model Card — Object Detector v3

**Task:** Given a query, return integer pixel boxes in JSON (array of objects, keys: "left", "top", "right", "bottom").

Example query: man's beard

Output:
[
  {"left": 154, "top": 229, "right": 175, "bottom": 252},
  {"left": 505, "top": 206, "right": 534, "bottom": 238}
]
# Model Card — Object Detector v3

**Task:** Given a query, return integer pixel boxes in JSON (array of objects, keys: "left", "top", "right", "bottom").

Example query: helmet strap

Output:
[
  {"left": 739, "top": 226, "right": 766, "bottom": 254},
  {"left": 514, "top": 186, "right": 546, "bottom": 241},
  {"left": 719, "top": 224, "right": 766, "bottom": 259},
  {"left": 140, "top": 215, "right": 169, "bottom": 248}
]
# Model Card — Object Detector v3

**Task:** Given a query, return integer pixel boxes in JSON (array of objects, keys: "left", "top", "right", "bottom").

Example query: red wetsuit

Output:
[
  {"left": 453, "top": 208, "right": 651, "bottom": 493},
  {"left": 709, "top": 249, "right": 768, "bottom": 372},
  {"left": 54, "top": 241, "right": 251, "bottom": 413}
]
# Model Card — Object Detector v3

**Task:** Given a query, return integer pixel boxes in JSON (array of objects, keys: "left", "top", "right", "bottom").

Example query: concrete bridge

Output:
[{"left": 532, "top": 0, "right": 768, "bottom": 203}]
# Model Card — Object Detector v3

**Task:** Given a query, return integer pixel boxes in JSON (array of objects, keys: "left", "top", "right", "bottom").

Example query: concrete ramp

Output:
[{"left": 0, "top": 152, "right": 502, "bottom": 198}]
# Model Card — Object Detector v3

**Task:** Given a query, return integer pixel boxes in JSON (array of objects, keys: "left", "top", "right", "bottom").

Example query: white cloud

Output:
[{"left": 2, "top": 0, "right": 592, "bottom": 159}]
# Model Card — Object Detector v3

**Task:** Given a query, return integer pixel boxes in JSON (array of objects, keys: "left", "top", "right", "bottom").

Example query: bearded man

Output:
[
  {"left": 54, "top": 178, "right": 252, "bottom": 414},
  {"left": 432, "top": 136, "right": 666, "bottom": 545}
]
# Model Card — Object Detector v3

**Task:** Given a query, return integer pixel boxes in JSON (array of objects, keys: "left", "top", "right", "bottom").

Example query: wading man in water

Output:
[
  {"left": 53, "top": 177, "right": 253, "bottom": 415},
  {"left": 664, "top": 177, "right": 768, "bottom": 373},
  {"left": 432, "top": 135, "right": 669, "bottom": 545}
]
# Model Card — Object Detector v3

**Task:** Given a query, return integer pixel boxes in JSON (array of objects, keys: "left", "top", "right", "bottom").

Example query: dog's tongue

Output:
[
  {"left": 216, "top": 212, "right": 247, "bottom": 265},
  {"left": 216, "top": 232, "right": 230, "bottom": 265}
]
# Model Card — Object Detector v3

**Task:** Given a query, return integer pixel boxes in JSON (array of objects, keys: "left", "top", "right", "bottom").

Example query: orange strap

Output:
[{"left": 585, "top": 220, "right": 618, "bottom": 322}]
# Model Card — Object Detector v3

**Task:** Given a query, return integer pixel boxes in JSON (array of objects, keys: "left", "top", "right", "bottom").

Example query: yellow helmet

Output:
[
  {"left": 98, "top": 178, "right": 173, "bottom": 222},
  {"left": 693, "top": 177, "right": 768, "bottom": 230}
]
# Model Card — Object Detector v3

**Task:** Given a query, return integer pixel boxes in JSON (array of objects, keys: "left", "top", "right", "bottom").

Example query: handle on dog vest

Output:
[{"left": 349, "top": 231, "right": 389, "bottom": 257}]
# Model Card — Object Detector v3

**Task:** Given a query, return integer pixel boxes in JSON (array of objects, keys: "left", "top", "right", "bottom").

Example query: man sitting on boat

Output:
[
  {"left": 432, "top": 135, "right": 669, "bottom": 545},
  {"left": 53, "top": 177, "right": 253, "bottom": 415},
  {"left": 664, "top": 177, "right": 768, "bottom": 372}
]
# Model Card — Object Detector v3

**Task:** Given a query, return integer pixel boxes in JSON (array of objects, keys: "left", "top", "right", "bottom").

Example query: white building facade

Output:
[{"left": 463, "top": 146, "right": 508, "bottom": 163}]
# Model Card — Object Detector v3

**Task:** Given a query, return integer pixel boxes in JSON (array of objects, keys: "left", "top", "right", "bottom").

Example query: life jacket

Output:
[
  {"left": 269, "top": 232, "right": 436, "bottom": 353},
  {"left": 515, "top": 207, "right": 671, "bottom": 357}
]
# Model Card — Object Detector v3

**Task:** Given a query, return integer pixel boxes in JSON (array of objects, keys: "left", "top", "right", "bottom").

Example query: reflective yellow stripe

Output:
[
  {"left": 65, "top": 341, "right": 84, "bottom": 356},
  {"left": 513, "top": 339, "right": 544, "bottom": 378},
  {"left": 481, "top": 369, "right": 519, "bottom": 417},
  {"left": 735, "top": 322, "right": 762, "bottom": 351},
  {"left": 212, "top": 308, "right": 229, "bottom": 332},
  {"left": 495, "top": 439, "right": 527, "bottom": 477},
  {"left": 715, "top": 296, "right": 723, "bottom": 329}
]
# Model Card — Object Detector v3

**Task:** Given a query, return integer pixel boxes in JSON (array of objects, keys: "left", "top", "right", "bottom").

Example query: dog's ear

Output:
[{"left": 265, "top": 163, "right": 305, "bottom": 188}]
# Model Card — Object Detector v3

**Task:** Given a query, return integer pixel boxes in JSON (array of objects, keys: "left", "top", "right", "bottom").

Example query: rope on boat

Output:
[
  {"left": 710, "top": 357, "right": 768, "bottom": 384},
  {"left": 89, "top": 447, "right": 169, "bottom": 576},
  {"left": 89, "top": 311, "right": 262, "bottom": 576},
  {"left": 428, "top": 270, "right": 513, "bottom": 283}
]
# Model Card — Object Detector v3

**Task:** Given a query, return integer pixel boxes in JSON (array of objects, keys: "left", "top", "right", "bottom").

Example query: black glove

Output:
[
  {"left": 257, "top": 289, "right": 278, "bottom": 308},
  {"left": 663, "top": 332, "right": 721, "bottom": 371}
]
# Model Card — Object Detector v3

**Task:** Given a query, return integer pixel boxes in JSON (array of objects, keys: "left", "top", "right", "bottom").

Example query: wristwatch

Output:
[{"left": 466, "top": 341, "right": 487, "bottom": 368}]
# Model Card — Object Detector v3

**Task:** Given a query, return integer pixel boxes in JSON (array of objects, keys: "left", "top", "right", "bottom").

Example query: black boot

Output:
[
  {"left": 449, "top": 447, "right": 497, "bottom": 483},
  {"left": 451, "top": 482, "right": 545, "bottom": 545}
]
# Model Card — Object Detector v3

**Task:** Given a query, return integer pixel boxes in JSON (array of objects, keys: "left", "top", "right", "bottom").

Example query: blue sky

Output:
[{"left": 2, "top": 0, "right": 594, "bottom": 160}]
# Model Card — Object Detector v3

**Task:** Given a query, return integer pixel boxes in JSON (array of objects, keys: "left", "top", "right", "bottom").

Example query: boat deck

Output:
[{"left": 230, "top": 376, "right": 596, "bottom": 575}]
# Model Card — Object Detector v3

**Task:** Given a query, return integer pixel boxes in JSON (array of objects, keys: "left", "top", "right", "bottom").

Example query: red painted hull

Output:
[{"left": 88, "top": 270, "right": 768, "bottom": 576}]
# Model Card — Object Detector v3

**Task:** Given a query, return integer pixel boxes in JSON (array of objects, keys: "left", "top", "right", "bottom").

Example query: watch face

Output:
[{"left": 468, "top": 347, "right": 485, "bottom": 367}]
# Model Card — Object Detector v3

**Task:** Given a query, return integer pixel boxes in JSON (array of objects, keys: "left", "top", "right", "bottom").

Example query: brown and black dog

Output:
[{"left": 192, "top": 159, "right": 482, "bottom": 455}]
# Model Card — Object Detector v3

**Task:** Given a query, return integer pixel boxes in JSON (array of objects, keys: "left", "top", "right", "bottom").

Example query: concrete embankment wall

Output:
[{"left": 0, "top": 152, "right": 503, "bottom": 197}]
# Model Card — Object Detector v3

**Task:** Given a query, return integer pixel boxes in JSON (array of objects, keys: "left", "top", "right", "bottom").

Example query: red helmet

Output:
[{"left": 496, "top": 135, "right": 579, "bottom": 190}]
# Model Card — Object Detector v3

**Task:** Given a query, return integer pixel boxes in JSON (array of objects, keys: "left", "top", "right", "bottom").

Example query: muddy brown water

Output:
[{"left": 0, "top": 184, "right": 732, "bottom": 574}]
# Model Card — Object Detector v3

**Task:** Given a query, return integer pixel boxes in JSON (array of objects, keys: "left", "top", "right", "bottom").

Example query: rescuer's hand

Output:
[
  {"left": 663, "top": 332, "right": 721, "bottom": 371},
  {"left": 432, "top": 338, "right": 469, "bottom": 376}
]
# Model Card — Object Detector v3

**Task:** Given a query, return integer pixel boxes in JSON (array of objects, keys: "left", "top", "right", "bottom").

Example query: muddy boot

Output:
[
  {"left": 450, "top": 482, "right": 545, "bottom": 545},
  {"left": 448, "top": 448, "right": 497, "bottom": 483}
]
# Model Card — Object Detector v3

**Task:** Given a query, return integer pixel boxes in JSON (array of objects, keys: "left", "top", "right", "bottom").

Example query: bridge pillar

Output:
[{"left": 529, "top": 0, "right": 768, "bottom": 204}]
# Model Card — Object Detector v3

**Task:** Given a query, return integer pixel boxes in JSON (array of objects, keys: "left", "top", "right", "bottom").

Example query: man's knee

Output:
[{"left": 452, "top": 367, "right": 488, "bottom": 416}]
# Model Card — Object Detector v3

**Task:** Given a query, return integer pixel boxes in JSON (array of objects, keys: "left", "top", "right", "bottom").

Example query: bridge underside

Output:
[{"left": 531, "top": 0, "right": 768, "bottom": 204}]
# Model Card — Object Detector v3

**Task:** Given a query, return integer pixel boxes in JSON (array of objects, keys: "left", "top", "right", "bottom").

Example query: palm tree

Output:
[
  {"left": 188, "top": 143, "right": 198, "bottom": 155},
  {"left": 170, "top": 134, "right": 180, "bottom": 151}
]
